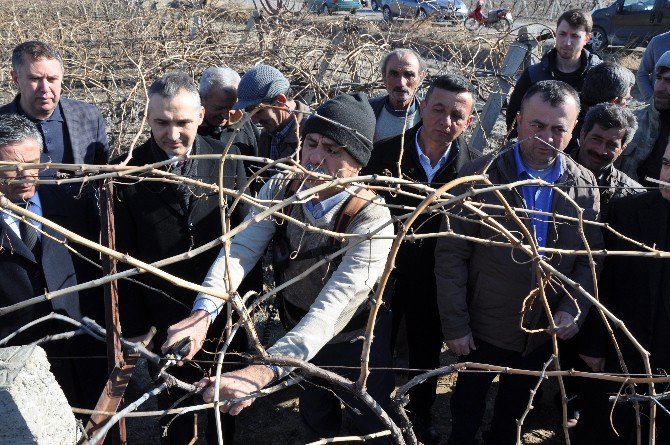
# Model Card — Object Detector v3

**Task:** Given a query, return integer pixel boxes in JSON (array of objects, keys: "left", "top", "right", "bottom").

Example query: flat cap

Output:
[{"left": 233, "top": 64, "right": 290, "bottom": 110}]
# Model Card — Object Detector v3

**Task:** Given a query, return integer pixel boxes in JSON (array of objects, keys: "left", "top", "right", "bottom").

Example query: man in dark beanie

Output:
[
  {"left": 363, "top": 73, "right": 477, "bottom": 444},
  {"left": 164, "top": 93, "right": 396, "bottom": 443}
]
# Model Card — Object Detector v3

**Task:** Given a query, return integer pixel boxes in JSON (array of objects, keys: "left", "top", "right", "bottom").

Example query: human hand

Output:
[
  {"left": 161, "top": 310, "right": 211, "bottom": 364},
  {"left": 446, "top": 333, "right": 476, "bottom": 356},
  {"left": 553, "top": 311, "right": 579, "bottom": 340},
  {"left": 579, "top": 354, "right": 605, "bottom": 372},
  {"left": 195, "top": 365, "right": 275, "bottom": 415}
]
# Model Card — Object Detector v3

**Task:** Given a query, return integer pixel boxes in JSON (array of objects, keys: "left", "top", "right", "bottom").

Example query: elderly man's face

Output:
[
  {"left": 300, "top": 133, "right": 361, "bottom": 199},
  {"left": 0, "top": 138, "right": 41, "bottom": 202},
  {"left": 147, "top": 90, "right": 204, "bottom": 157},
  {"left": 654, "top": 70, "right": 670, "bottom": 111},
  {"left": 517, "top": 94, "right": 579, "bottom": 170},
  {"left": 383, "top": 53, "right": 425, "bottom": 110},
  {"left": 419, "top": 87, "right": 474, "bottom": 148},
  {"left": 202, "top": 88, "right": 237, "bottom": 128},
  {"left": 11, "top": 56, "right": 63, "bottom": 120},
  {"left": 578, "top": 124, "right": 627, "bottom": 174}
]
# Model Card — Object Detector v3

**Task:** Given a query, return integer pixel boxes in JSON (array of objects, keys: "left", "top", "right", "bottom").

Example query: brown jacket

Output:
[
  {"left": 434, "top": 147, "right": 604, "bottom": 355},
  {"left": 258, "top": 100, "right": 310, "bottom": 160}
]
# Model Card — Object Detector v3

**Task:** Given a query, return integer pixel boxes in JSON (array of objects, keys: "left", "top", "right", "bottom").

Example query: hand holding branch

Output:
[
  {"left": 162, "top": 310, "right": 211, "bottom": 363},
  {"left": 195, "top": 365, "right": 275, "bottom": 416}
]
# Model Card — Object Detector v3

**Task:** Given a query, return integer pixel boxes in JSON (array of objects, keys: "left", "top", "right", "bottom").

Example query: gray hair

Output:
[
  {"left": 11, "top": 40, "right": 64, "bottom": 72},
  {"left": 148, "top": 71, "right": 201, "bottom": 108},
  {"left": 581, "top": 102, "right": 638, "bottom": 147},
  {"left": 581, "top": 62, "right": 635, "bottom": 107},
  {"left": 0, "top": 114, "right": 43, "bottom": 153},
  {"left": 199, "top": 67, "right": 240, "bottom": 97},
  {"left": 380, "top": 48, "right": 427, "bottom": 78}
]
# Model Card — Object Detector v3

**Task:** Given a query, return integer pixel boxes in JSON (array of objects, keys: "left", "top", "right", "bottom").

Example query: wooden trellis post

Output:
[{"left": 84, "top": 180, "right": 138, "bottom": 445}]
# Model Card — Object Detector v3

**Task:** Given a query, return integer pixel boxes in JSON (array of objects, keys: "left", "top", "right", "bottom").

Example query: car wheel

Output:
[
  {"left": 350, "top": 7, "right": 356, "bottom": 13},
  {"left": 493, "top": 17, "right": 511, "bottom": 32},
  {"left": 382, "top": 5, "right": 392, "bottom": 22},
  {"left": 464, "top": 17, "right": 479, "bottom": 31},
  {"left": 371, "top": 0, "right": 379, "bottom": 11},
  {"left": 417, "top": 8, "right": 428, "bottom": 20},
  {"left": 591, "top": 26, "right": 608, "bottom": 52}
]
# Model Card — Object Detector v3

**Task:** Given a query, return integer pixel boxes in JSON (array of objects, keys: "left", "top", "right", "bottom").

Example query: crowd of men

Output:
[{"left": 1, "top": 6, "right": 670, "bottom": 444}]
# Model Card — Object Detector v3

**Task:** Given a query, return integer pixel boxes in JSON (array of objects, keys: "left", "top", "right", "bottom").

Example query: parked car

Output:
[
  {"left": 305, "top": 0, "right": 362, "bottom": 14},
  {"left": 381, "top": 0, "right": 468, "bottom": 22},
  {"left": 591, "top": 0, "right": 670, "bottom": 51}
]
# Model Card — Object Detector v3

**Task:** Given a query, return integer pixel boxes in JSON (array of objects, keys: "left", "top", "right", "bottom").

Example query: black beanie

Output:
[{"left": 301, "top": 93, "right": 375, "bottom": 167}]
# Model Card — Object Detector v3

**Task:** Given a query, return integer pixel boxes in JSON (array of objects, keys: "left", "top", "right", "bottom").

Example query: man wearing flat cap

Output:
[
  {"left": 617, "top": 50, "right": 670, "bottom": 187},
  {"left": 164, "top": 93, "right": 396, "bottom": 443},
  {"left": 233, "top": 64, "right": 310, "bottom": 162}
]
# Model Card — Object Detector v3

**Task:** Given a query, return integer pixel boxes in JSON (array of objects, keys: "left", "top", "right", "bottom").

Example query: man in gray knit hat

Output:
[
  {"left": 164, "top": 93, "right": 396, "bottom": 443},
  {"left": 233, "top": 64, "right": 310, "bottom": 161}
]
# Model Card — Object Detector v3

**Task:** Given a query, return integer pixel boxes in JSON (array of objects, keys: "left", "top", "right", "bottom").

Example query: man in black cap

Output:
[{"left": 164, "top": 93, "right": 396, "bottom": 443}]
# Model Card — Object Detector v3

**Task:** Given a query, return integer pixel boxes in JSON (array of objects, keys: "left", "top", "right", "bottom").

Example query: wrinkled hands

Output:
[
  {"left": 195, "top": 365, "right": 275, "bottom": 415},
  {"left": 553, "top": 311, "right": 579, "bottom": 340},
  {"left": 161, "top": 310, "right": 211, "bottom": 364},
  {"left": 446, "top": 332, "right": 476, "bottom": 357}
]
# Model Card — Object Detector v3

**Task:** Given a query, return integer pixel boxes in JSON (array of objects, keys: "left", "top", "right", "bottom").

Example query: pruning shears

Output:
[{"left": 154, "top": 336, "right": 192, "bottom": 379}]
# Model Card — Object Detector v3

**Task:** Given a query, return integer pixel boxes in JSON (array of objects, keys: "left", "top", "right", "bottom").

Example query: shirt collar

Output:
[
  {"left": 415, "top": 127, "right": 452, "bottom": 167},
  {"left": 272, "top": 116, "right": 296, "bottom": 139},
  {"left": 513, "top": 143, "right": 564, "bottom": 182},
  {"left": 15, "top": 191, "right": 42, "bottom": 209},
  {"left": 302, "top": 188, "right": 350, "bottom": 220},
  {"left": 17, "top": 96, "right": 64, "bottom": 123}
]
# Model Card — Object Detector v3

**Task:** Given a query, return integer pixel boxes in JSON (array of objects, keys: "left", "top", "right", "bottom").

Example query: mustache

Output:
[
  {"left": 304, "top": 162, "right": 327, "bottom": 176},
  {"left": 587, "top": 149, "right": 609, "bottom": 162}
]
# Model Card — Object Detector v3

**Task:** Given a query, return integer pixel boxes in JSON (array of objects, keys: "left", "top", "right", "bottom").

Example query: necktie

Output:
[{"left": 18, "top": 202, "right": 40, "bottom": 257}]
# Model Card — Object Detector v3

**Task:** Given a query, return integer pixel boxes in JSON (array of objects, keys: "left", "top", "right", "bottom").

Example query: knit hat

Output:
[
  {"left": 301, "top": 93, "right": 375, "bottom": 167},
  {"left": 233, "top": 64, "right": 291, "bottom": 110},
  {"left": 656, "top": 51, "right": 670, "bottom": 72}
]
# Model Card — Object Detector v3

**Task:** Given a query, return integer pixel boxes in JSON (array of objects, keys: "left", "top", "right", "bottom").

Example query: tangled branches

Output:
[{"left": 0, "top": 0, "right": 657, "bottom": 443}]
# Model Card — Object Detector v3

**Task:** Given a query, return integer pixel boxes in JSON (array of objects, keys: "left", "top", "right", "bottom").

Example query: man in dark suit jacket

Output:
[
  {"left": 0, "top": 40, "right": 108, "bottom": 167},
  {"left": 112, "top": 72, "right": 248, "bottom": 444},
  {"left": 362, "top": 73, "right": 476, "bottom": 444},
  {"left": 0, "top": 113, "right": 94, "bottom": 406},
  {"left": 0, "top": 40, "right": 108, "bottom": 327},
  {"left": 575, "top": 139, "right": 670, "bottom": 444}
]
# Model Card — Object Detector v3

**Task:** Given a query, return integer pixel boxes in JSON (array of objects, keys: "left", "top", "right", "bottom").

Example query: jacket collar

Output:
[{"left": 405, "top": 122, "right": 472, "bottom": 183}]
